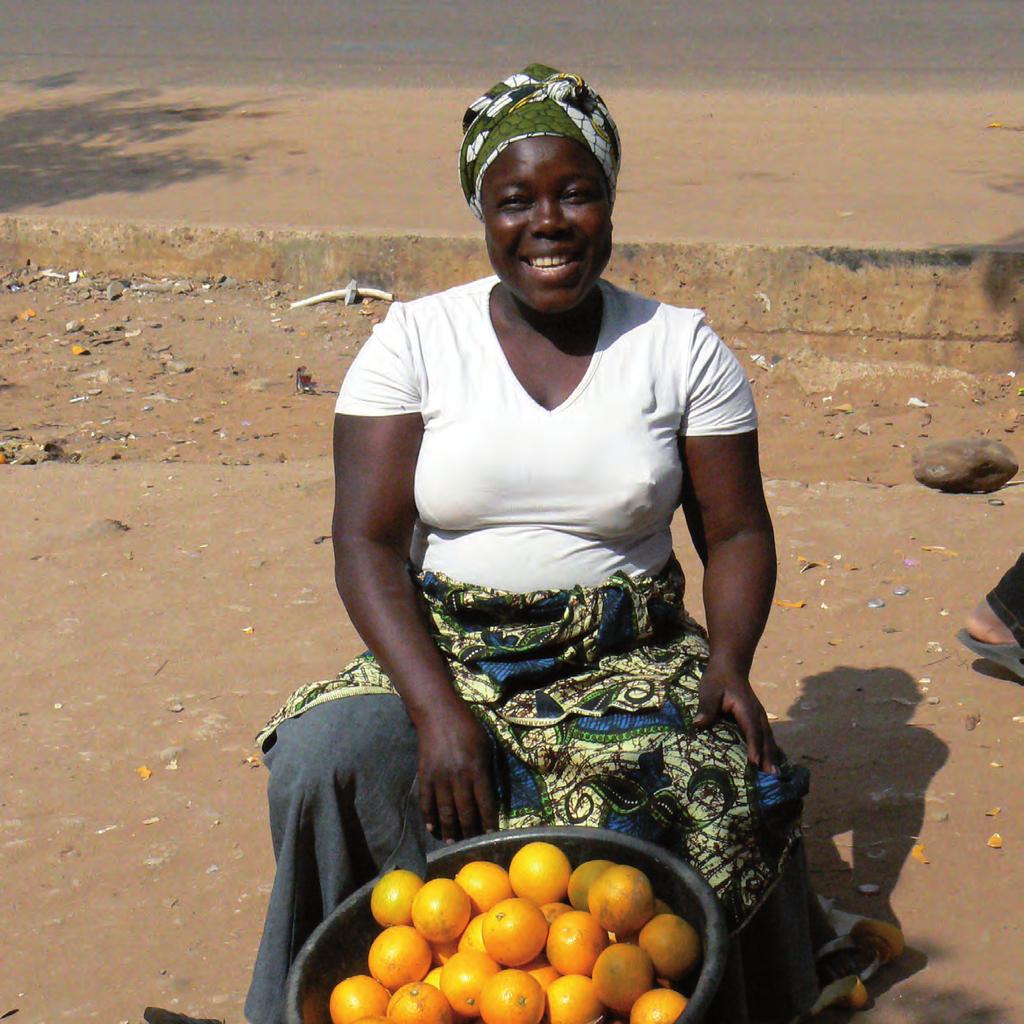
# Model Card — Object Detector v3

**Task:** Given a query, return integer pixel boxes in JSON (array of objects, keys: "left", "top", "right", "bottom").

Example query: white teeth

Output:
[{"left": 529, "top": 256, "right": 571, "bottom": 268}]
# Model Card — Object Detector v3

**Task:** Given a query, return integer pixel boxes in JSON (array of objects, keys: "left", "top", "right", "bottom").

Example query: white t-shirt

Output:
[{"left": 336, "top": 276, "right": 757, "bottom": 592}]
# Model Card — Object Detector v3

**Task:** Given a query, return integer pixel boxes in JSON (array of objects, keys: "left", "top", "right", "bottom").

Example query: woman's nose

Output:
[{"left": 530, "top": 195, "right": 568, "bottom": 234}]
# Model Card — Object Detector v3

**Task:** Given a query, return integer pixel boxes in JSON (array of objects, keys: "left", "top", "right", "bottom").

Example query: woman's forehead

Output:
[{"left": 484, "top": 136, "right": 605, "bottom": 185}]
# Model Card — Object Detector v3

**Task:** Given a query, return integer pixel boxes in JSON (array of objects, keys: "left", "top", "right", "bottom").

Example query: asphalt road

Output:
[{"left": 2, "top": 0, "right": 1022, "bottom": 91}]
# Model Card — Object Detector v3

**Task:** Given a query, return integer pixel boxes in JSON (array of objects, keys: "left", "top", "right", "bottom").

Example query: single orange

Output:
[
  {"left": 370, "top": 869, "right": 425, "bottom": 927},
  {"left": 546, "top": 910, "right": 609, "bottom": 977},
  {"left": 459, "top": 914, "right": 488, "bottom": 954},
  {"left": 455, "top": 861, "right": 516, "bottom": 915},
  {"left": 478, "top": 969, "right": 545, "bottom": 1024},
  {"left": 591, "top": 944, "right": 656, "bottom": 1014},
  {"left": 567, "top": 860, "right": 615, "bottom": 912},
  {"left": 587, "top": 866, "right": 655, "bottom": 937},
  {"left": 637, "top": 914, "right": 701, "bottom": 982},
  {"left": 483, "top": 898, "right": 550, "bottom": 967},
  {"left": 541, "top": 903, "right": 574, "bottom": 926},
  {"left": 387, "top": 981, "right": 454, "bottom": 1024},
  {"left": 628, "top": 988, "right": 688, "bottom": 1024},
  {"left": 412, "top": 878, "right": 473, "bottom": 945},
  {"left": 545, "top": 974, "right": 605, "bottom": 1024},
  {"left": 424, "top": 967, "right": 443, "bottom": 989},
  {"left": 508, "top": 842, "right": 572, "bottom": 905},
  {"left": 367, "top": 925, "right": 433, "bottom": 990},
  {"left": 521, "top": 957, "right": 561, "bottom": 992},
  {"left": 328, "top": 975, "right": 390, "bottom": 1024},
  {"left": 439, "top": 950, "right": 502, "bottom": 1018},
  {"left": 349, "top": 1017, "right": 389, "bottom": 1024}
]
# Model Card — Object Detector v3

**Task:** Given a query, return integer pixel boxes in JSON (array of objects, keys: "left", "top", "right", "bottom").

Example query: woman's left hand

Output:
[{"left": 693, "top": 666, "right": 779, "bottom": 774}]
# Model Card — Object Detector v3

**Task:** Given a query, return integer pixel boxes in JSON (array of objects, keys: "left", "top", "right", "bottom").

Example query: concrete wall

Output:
[{"left": 2, "top": 215, "right": 1022, "bottom": 347}]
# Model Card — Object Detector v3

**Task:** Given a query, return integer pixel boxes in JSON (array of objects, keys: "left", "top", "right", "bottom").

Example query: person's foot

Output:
[{"left": 965, "top": 598, "right": 1017, "bottom": 646}]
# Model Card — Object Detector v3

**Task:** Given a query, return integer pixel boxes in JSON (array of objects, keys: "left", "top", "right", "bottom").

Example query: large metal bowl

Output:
[{"left": 286, "top": 826, "right": 730, "bottom": 1024}]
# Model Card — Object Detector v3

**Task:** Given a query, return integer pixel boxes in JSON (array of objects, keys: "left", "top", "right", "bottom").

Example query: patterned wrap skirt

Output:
[{"left": 256, "top": 558, "right": 806, "bottom": 932}]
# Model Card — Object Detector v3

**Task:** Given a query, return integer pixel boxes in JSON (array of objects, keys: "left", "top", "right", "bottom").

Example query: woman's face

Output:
[{"left": 480, "top": 136, "right": 612, "bottom": 317}]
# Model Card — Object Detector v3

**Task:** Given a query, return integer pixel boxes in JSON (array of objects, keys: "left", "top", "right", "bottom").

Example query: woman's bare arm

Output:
[
  {"left": 332, "top": 413, "right": 498, "bottom": 840},
  {"left": 679, "top": 431, "right": 779, "bottom": 771}
]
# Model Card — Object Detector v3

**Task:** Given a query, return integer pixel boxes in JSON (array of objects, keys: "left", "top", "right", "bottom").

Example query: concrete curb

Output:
[{"left": 2, "top": 215, "right": 1022, "bottom": 347}]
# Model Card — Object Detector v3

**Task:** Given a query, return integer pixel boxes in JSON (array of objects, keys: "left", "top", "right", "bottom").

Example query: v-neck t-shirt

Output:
[{"left": 335, "top": 276, "right": 757, "bottom": 592}]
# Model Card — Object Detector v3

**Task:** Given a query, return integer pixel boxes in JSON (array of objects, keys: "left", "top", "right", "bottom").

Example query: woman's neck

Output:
[{"left": 490, "top": 282, "right": 603, "bottom": 354}]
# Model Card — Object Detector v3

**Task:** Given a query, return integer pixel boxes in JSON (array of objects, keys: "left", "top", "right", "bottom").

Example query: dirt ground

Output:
[
  {"left": 3, "top": 269, "right": 1023, "bottom": 1024},
  {"left": 2, "top": 84, "right": 1023, "bottom": 250}
]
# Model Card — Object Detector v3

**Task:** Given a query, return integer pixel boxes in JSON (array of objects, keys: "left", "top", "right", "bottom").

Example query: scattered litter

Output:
[
  {"left": 891, "top": 585, "right": 909, "bottom": 597},
  {"left": 986, "top": 807, "right": 1001, "bottom": 817},
  {"left": 295, "top": 366, "right": 317, "bottom": 394},
  {"left": 867, "top": 598, "right": 886, "bottom": 609},
  {"left": 69, "top": 395, "right": 89, "bottom": 404},
  {"left": 242, "top": 625, "right": 255, "bottom": 634},
  {"left": 244, "top": 754, "right": 262, "bottom": 768},
  {"left": 289, "top": 280, "right": 395, "bottom": 309},
  {"left": 987, "top": 833, "right": 1004, "bottom": 849},
  {"left": 165, "top": 759, "right": 179, "bottom": 771},
  {"left": 143, "top": 816, "right": 161, "bottom": 825},
  {"left": 964, "top": 712, "right": 981, "bottom": 731},
  {"left": 1013, "top": 715, "right": 1024, "bottom": 724},
  {"left": 39, "top": 269, "right": 65, "bottom": 280},
  {"left": 833, "top": 403, "right": 854, "bottom": 415},
  {"left": 990, "top": 761, "right": 1004, "bottom": 768},
  {"left": 903, "top": 558, "right": 919, "bottom": 567},
  {"left": 774, "top": 599, "right": 806, "bottom": 609},
  {"left": 95, "top": 824, "right": 118, "bottom": 835},
  {"left": 797, "top": 556, "right": 826, "bottom": 572},
  {"left": 921, "top": 546, "right": 959, "bottom": 557},
  {"left": 206, "top": 863, "right": 220, "bottom": 874},
  {"left": 68, "top": 270, "right": 80, "bottom": 284},
  {"left": 70, "top": 343, "right": 90, "bottom": 356},
  {"left": 750, "top": 353, "right": 772, "bottom": 371},
  {"left": 989, "top": 498, "right": 1005, "bottom": 506},
  {"left": 856, "top": 883, "right": 880, "bottom": 895},
  {"left": 911, "top": 844, "right": 930, "bottom": 864},
  {"left": 16, "top": 308, "right": 36, "bottom": 321},
  {"left": 766, "top": 712, "right": 779, "bottom": 721},
  {"left": 907, "top": 397, "right": 929, "bottom": 408},
  {"left": 136, "top": 765, "right": 153, "bottom": 780},
  {"left": 754, "top": 291, "right": 771, "bottom": 313}
]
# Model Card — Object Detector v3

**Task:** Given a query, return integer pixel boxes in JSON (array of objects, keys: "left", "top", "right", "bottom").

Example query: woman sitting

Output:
[{"left": 243, "top": 65, "right": 875, "bottom": 1024}]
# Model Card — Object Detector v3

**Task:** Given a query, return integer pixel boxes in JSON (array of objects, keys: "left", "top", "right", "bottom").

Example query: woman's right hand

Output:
[{"left": 415, "top": 700, "right": 499, "bottom": 842}]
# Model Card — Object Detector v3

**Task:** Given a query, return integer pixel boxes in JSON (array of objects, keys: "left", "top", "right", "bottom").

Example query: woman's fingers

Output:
[
  {"left": 451, "top": 775, "right": 482, "bottom": 840},
  {"left": 474, "top": 775, "right": 499, "bottom": 833},
  {"left": 419, "top": 776, "right": 440, "bottom": 836},
  {"left": 692, "top": 681, "right": 724, "bottom": 729}
]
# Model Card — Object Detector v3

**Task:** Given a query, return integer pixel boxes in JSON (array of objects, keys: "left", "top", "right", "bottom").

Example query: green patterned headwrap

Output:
[{"left": 459, "top": 63, "right": 621, "bottom": 220}]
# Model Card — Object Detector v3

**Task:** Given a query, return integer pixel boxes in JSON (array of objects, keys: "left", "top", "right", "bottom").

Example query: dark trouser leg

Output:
[
  {"left": 244, "top": 695, "right": 434, "bottom": 1024},
  {"left": 987, "top": 553, "right": 1024, "bottom": 646}
]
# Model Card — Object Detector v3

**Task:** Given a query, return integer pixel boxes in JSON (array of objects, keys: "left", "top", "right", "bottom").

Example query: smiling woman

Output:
[{"left": 219, "top": 65, "right": 885, "bottom": 1024}]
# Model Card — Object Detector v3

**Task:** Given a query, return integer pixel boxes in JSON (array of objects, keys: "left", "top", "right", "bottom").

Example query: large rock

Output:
[{"left": 912, "top": 437, "right": 1018, "bottom": 493}]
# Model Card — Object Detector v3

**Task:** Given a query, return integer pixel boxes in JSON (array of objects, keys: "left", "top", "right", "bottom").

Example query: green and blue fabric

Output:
[{"left": 458, "top": 63, "right": 622, "bottom": 220}]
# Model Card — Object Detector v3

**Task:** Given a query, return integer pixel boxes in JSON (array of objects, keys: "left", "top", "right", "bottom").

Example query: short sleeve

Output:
[
  {"left": 335, "top": 302, "right": 421, "bottom": 415},
  {"left": 680, "top": 317, "right": 758, "bottom": 436}
]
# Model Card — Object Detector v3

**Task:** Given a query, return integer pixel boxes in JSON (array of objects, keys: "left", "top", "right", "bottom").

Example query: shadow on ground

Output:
[
  {"left": 775, "top": 666, "right": 948, "bottom": 929},
  {"left": 0, "top": 88, "right": 252, "bottom": 211}
]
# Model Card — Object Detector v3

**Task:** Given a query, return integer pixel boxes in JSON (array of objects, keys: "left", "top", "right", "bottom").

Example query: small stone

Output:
[
  {"left": 165, "top": 699, "right": 185, "bottom": 714},
  {"left": 172, "top": 280, "right": 194, "bottom": 294},
  {"left": 867, "top": 598, "right": 886, "bottom": 609},
  {"left": 165, "top": 360, "right": 193, "bottom": 374},
  {"left": 892, "top": 585, "right": 910, "bottom": 597},
  {"left": 855, "top": 423, "right": 872, "bottom": 436},
  {"left": 931, "top": 810, "right": 950, "bottom": 823},
  {"left": 856, "top": 883, "right": 881, "bottom": 895},
  {"left": 927, "top": 696, "right": 941, "bottom": 705},
  {"left": 912, "top": 437, "right": 1018, "bottom": 493},
  {"left": 105, "top": 280, "right": 126, "bottom": 301},
  {"left": 988, "top": 498, "right": 1005, "bottom": 506},
  {"left": 965, "top": 712, "right": 981, "bottom": 731},
  {"left": 64, "top": 319, "right": 83, "bottom": 334}
]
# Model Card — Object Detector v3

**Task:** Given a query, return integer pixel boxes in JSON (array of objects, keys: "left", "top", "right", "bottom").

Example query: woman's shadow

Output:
[{"left": 774, "top": 665, "right": 949, "bottom": 993}]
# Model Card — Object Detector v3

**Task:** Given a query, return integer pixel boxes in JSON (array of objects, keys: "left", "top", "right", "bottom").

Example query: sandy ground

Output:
[
  {"left": 2, "top": 269, "right": 1023, "bottom": 1024},
  {"left": 2, "top": 84, "right": 1023, "bottom": 250}
]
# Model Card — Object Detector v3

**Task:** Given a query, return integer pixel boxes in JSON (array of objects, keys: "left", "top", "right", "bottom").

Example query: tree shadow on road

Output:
[{"left": 0, "top": 88, "right": 247, "bottom": 212}]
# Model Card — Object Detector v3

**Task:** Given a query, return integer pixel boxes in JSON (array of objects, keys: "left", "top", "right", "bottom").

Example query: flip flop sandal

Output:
[{"left": 956, "top": 629, "right": 1024, "bottom": 680}]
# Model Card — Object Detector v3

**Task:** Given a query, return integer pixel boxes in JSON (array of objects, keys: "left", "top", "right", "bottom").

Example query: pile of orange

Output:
[{"left": 329, "top": 842, "right": 703, "bottom": 1024}]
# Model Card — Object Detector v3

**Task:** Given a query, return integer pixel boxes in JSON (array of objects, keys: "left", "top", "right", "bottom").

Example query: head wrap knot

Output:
[{"left": 459, "top": 63, "right": 621, "bottom": 220}]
